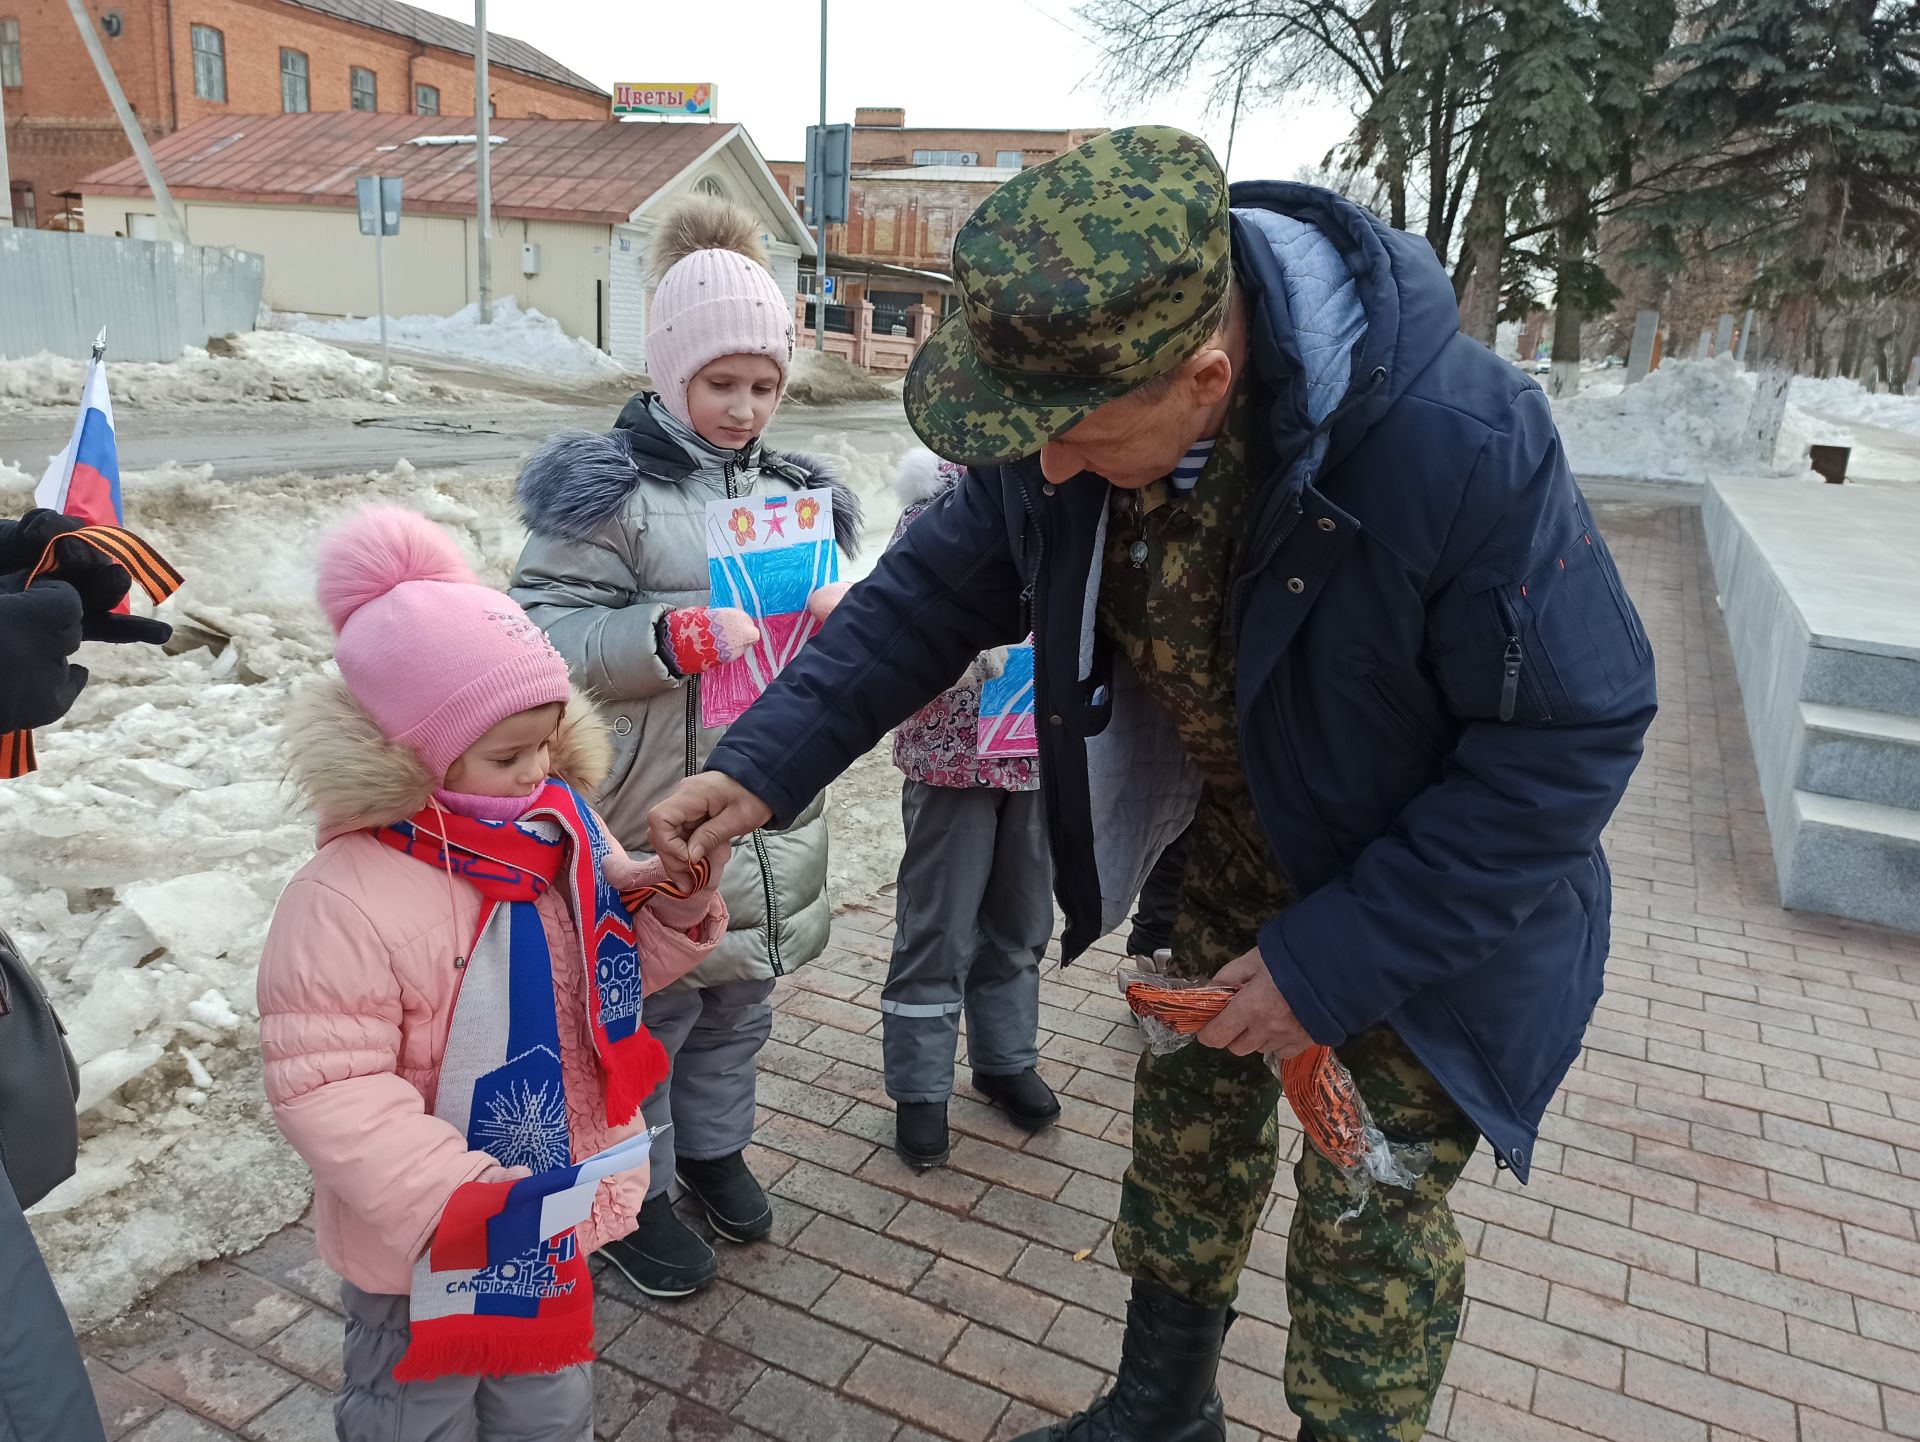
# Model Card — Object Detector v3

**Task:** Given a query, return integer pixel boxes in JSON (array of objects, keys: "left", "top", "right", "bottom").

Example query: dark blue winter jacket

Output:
[{"left": 706, "top": 181, "right": 1657, "bottom": 1179}]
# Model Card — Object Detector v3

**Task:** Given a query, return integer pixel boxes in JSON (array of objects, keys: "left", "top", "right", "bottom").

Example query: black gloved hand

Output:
[
  {"left": 0, "top": 579, "right": 89, "bottom": 733},
  {"left": 1, "top": 511, "right": 172, "bottom": 646},
  {"left": 0, "top": 509, "right": 88, "bottom": 575},
  {"left": 82, "top": 611, "right": 173, "bottom": 646}
]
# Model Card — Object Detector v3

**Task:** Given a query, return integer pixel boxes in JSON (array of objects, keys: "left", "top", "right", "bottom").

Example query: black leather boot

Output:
[{"left": 1010, "top": 1280, "right": 1232, "bottom": 1441}]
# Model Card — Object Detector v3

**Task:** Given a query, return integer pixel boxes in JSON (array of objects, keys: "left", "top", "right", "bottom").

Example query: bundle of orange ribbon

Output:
[{"left": 1122, "top": 977, "right": 1371, "bottom": 1173}]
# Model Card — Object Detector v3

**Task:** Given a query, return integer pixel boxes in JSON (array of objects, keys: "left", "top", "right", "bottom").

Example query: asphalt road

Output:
[{"left": 0, "top": 397, "right": 916, "bottom": 482}]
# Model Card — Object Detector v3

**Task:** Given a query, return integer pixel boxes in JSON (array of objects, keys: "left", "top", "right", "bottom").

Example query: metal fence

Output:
[{"left": 0, "top": 228, "right": 265, "bottom": 362}]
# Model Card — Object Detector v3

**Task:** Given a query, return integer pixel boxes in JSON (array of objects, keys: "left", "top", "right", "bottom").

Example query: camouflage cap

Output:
[{"left": 904, "top": 125, "right": 1230, "bottom": 467}]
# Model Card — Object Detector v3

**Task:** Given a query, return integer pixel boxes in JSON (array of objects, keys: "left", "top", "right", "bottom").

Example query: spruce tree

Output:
[{"left": 1651, "top": 0, "right": 1920, "bottom": 459}]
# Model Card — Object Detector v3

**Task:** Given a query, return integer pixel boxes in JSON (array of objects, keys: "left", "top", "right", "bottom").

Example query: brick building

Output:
[
  {"left": 1, "top": 0, "right": 604, "bottom": 230},
  {"left": 767, "top": 106, "right": 1105, "bottom": 330}
]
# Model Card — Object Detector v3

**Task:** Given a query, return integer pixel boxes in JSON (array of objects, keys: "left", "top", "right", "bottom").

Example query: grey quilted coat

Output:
[{"left": 510, "top": 394, "right": 861, "bottom": 985}]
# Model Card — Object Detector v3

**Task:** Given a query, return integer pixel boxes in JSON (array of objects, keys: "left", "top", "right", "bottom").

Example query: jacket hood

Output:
[
  {"left": 1227, "top": 182, "right": 1461, "bottom": 486},
  {"left": 517, "top": 393, "right": 864, "bottom": 556},
  {"left": 284, "top": 677, "right": 611, "bottom": 839},
  {"left": 891, "top": 448, "right": 954, "bottom": 508}
]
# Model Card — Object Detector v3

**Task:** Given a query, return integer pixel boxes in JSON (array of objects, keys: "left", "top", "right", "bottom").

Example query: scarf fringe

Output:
[
  {"left": 603, "top": 1029, "right": 671, "bottom": 1129},
  {"left": 391, "top": 1315, "right": 595, "bottom": 1383}
]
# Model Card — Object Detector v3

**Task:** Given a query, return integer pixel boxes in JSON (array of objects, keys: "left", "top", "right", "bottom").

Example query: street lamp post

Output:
[{"left": 475, "top": 0, "right": 493, "bottom": 324}]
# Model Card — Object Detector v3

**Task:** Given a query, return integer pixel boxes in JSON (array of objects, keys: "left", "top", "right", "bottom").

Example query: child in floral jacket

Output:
[{"left": 882, "top": 451, "right": 1058, "bottom": 1168}]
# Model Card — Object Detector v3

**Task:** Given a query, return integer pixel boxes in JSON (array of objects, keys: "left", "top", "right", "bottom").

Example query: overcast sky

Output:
[{"left": 413, "top": 0, "right": 1355, "bottom": 181}]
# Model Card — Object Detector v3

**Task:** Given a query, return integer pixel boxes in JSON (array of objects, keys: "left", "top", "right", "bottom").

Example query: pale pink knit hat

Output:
[
  {"left": 315, "top": 506, "right": 571, "bottom": 779},
  {"left": 646, "top": 195, "right": 794, "bottom": 431}
]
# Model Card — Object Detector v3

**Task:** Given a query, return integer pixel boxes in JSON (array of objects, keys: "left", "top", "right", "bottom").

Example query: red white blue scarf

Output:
[{"left": 374, "top": 780, "right": 678, "bottom": 1380}]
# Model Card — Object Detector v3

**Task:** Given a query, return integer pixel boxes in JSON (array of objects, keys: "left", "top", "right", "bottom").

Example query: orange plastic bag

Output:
[{"left": 1121, "top": 970, "right": 1430, "bottom": 1218}]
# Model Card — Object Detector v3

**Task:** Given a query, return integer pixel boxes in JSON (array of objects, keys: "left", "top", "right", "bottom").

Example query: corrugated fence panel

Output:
[{"left": 0, "top": 228, "right": 265, "bottom": 362}]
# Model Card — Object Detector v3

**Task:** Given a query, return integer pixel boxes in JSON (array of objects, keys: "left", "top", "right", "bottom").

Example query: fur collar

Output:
[
  {"left": 892, "top": 448, "right": 953, "bottom": 508},
  {"left": 285, "top": 677, "right": 611, "bottom": 838},
  {"left": 517, "top": 394, "right": 863, "bottom": 555}
]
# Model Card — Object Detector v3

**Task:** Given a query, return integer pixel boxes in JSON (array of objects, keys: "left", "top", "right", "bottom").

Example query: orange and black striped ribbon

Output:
[
  {"left": 2, "top": 523, "right": 185, "bottom": 780},
  {"left": 615, "top": 855, "right": 712, "bottom": 915}
]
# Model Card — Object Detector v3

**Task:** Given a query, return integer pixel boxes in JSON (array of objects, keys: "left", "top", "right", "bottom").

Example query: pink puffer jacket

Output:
[{"left": 258, "top": 680, "right": 724, "bottom": 1297}]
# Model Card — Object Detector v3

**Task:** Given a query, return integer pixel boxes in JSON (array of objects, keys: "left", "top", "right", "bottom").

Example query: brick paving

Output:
[{"left": 80, "top": 497, "right": 1920, "bottom": 1441}]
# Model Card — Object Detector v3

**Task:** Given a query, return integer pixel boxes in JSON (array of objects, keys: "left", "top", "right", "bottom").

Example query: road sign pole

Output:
[
  {"left": 816, "top": 0, "right": 828, "bottom": 353},
  {"left": 376, "top": 222, "right": 390, "bottom": 389},
  {"left": 475, "top": 0, "right": 492, "bottom": 325}
]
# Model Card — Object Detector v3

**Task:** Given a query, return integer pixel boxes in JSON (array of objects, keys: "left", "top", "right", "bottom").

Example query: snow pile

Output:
[
  {"left": 0, "top": 332, "right": 464, "bottom": 411},
  {"left": 2, "top": 420, "right": 915, "bottom": 1327},
  {"left": 1551, "top": 356, "right": 1848, "bottom": 481},
  {"left": 785, "top": 348, "right": 904, "bottom": 406},
  {"left": 1791, "top": 375, "right": 1920, "bottom": 436},
  {"left": 285, "top": 297, "right": 627, "bottom": 382},
  {"left": 1, "top": 458, "right": 525, "bottom": 1327}
]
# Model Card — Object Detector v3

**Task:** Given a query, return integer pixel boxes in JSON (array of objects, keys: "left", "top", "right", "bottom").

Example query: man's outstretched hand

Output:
[
  {"left": 1196, "top": 949, "right": 1315, "bottom": 1060},
  {"left": 648, "top": 772, "right": 772, "bottom": 888}
]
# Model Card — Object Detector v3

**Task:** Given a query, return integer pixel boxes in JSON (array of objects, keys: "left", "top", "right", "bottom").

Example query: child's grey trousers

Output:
[{"left": 334, "top": 1282, "right": 591, "bottom": 1441}]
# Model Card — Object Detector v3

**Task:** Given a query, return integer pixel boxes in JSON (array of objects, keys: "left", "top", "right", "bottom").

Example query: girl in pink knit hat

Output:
[
  {"left": 257, "top": 505, "right": 728, "bottom": 1440},
  {"left": 510, "top": 195, "right": 860, "bottom": 1299}
]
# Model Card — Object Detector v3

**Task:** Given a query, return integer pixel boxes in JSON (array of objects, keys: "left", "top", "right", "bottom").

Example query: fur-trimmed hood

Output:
[
  {"left": 892, "top": 447, "right": 958, "bottom": 509},
  {"left": 516, "top": 392, "right": 863, "bottom": 556},
  {"left": 284, "top": 677, "right": 612, "bottom": 839}
]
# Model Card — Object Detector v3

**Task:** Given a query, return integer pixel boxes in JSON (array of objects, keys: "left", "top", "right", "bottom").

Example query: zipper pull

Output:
[{"left": 1499, "top": 637, "right": 1523, "bottom": 722}]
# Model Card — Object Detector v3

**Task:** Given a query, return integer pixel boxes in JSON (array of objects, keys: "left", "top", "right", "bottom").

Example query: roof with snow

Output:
[
  {"left": 280, "top": 0, "right": 605, "bottom": 97},
  {"left": 78, "top": 115, "right": 775, "bottom": 228},
  {"left": 858, "top": 166, "right": 1024, "bottom": 184}
]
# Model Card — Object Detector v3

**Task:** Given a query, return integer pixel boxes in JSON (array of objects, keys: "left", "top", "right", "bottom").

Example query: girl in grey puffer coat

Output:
[{"left": 509, "top": 197, "right": 861, "bottom": 1299}]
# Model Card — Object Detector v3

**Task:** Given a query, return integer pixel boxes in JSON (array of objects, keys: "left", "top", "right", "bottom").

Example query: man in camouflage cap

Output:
[{"left": 651, "top": 126, "right": 1656, "bottom": 1442}]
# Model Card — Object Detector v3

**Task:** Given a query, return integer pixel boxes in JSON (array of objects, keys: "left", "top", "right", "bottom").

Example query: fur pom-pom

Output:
[
  {"left": 315, "top": 505, "right": 476, "bottom": 633},
  {"left": 649, "top": 194, "right": 769, "bottom": 282},
  {"left": 891, "top": 448, "right": 959, "bottom": 508}
]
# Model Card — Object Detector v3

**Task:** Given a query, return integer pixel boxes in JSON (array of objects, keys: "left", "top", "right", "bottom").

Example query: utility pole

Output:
[
  {"left": 1224, "top": 63, "right": 1248, "bottom": 176},
  {"left": 0, "top": 72, "right": 13, "bottom": 226},
  {"left": 474, "top": 0, "right": 493, "bottom": 323},
  {"left": 815, "top": 0, "right": 827, "bottom": 352},
  {"left": 62, "top": 0, "right": 185, "bottom": 244}
]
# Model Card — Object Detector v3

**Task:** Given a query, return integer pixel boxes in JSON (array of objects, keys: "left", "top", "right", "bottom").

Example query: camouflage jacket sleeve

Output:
[{"left": 706, "top": 471, "right": 1029, "bottom": 827}]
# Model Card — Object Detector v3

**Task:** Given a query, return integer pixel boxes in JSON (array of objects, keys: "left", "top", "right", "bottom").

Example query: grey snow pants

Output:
[
  {"left": 635, "top": 976, "right": 775, "bottom": 1199},
  {"left": 883, "top": 781, "right": 1053, "bottom": 1104},
  {"left": 334, "top": 1282, "right": 591, "bottom": 1442},
  {"left": 0, "top": 1166, "right": 104, "bottom": 1442}
]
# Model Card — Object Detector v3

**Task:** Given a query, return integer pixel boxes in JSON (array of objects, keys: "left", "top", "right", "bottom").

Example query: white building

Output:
[{"left": 80, "top": 112, "right": 811, "bottom": 373}]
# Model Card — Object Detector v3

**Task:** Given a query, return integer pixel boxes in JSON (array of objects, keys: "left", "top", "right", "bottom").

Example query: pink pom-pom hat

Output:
[{"left": 314, "top": 505, "right": 571, "bottom": 779}]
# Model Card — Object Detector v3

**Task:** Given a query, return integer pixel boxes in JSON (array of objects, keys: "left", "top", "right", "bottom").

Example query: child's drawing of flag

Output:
[
  {"left": 977, "top": 641, "right": 1038, "bottom": 758},
  {"left": 703, "top": 491, "right": 838, "bottom": 728}
]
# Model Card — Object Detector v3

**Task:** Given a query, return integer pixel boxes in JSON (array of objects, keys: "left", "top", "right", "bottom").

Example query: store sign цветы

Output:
[{"left": 613, "top": 83, "right": 715, "bottom": 117}]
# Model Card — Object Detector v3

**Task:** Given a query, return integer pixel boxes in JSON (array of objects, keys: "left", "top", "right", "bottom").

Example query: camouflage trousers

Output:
[
  {"left": 1111, "top": 796, "right": 1482, "bottom": 1440},
  {"left": 1113, "top": 1027, "right": 1480, "bottom": 1441}
]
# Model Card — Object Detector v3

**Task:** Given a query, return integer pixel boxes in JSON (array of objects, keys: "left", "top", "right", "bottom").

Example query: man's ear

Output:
[{"left": 1187, "top": 347, "right": 1235, "bottom": 408}]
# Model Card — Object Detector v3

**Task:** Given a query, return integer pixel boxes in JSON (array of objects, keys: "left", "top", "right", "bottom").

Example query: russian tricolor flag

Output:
[{"left": 35, "top": 342, "right": 122, "bottom": 529}]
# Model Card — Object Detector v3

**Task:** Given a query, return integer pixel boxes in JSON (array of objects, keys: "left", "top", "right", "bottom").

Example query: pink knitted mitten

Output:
[
  {"left": 807, "top": 582, "right": 853, "bottom": 623},
  {"left": 660, "top": 606, "right": 759, "bottom": 676}
]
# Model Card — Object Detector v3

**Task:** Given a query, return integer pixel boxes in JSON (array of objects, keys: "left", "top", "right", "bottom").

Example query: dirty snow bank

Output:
[
  {"left": 785, "top": 348, "right": 904, "bottom": 406},
  {"left": 1790, "top": 375, "right": 1920, "bottom": 436},
  {"left": 1551, "top": 356, "right": 1848, "bottom": 481},
  {"left": 2, "top": 425, "right": 912, "bottom": 1327},
  {"left": 285, "top": 297, "right": 627, "bottom": 381},
  {"left": 0, "top": 332, "right": 473, "bottom": 411}
]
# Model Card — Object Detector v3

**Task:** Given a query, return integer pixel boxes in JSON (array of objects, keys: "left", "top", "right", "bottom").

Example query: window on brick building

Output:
[
  {"left": 996, "top": 150, "right": 1023, "bottom": 168},
  {"left": 0, "top": 19, "right": 21, "bottom": 89},
  {"left": 280, "top": 49, "right": 309, "bottom": 112},
  {"left": 9, "top": 183, "right": 34, "bottom": 229},
  {"left": 190, "top": 25, "right": 225, "bottom": 102},
  {"left": 912, "top": 149, "right": 978, "bottom": 167},
  {"left": 926, "top": 208, "right": 953, "bottom": 259},
  {"left": 350, "top": 66, "right": 376, "bottom": 111},
  {"left": 414, "top": 84, "right": 439, "bottom": 116}
]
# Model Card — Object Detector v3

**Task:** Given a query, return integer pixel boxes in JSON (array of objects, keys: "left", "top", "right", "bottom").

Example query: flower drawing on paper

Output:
[
  {"left": 474, "top": 1073, "right": 570, "bottom": 1171},
  {"left": 795, "top": 496, "right": 820, "bottom": 531},
  {"left": 728, "top": 507, "right": 757, "bottom": 544}
]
